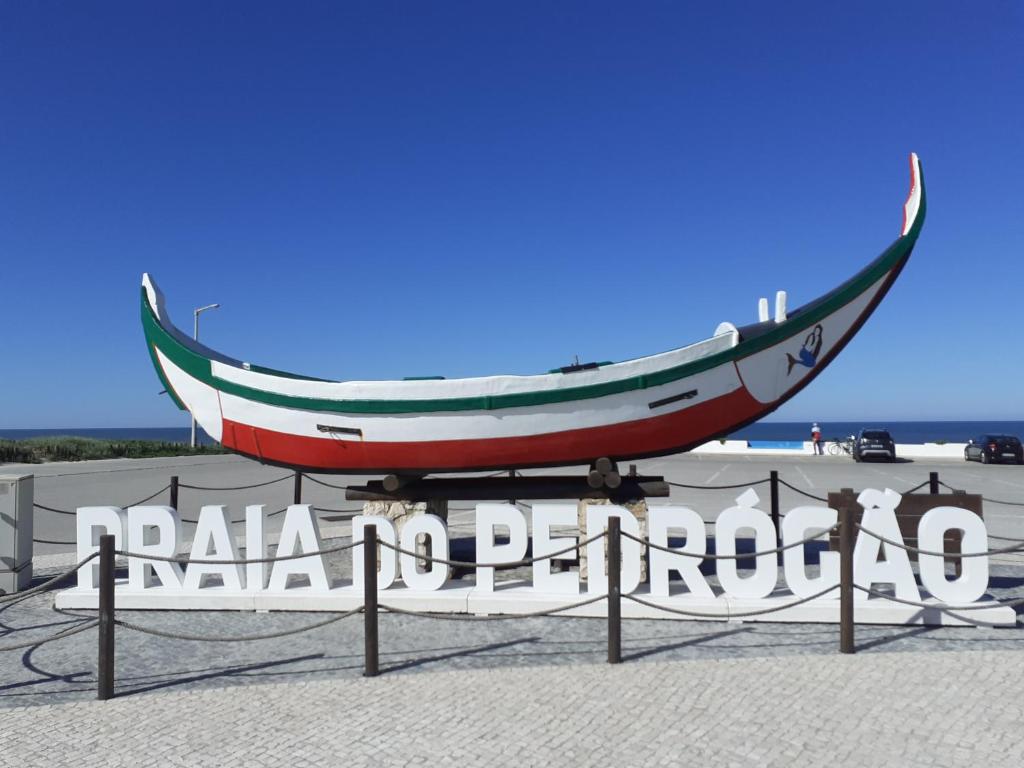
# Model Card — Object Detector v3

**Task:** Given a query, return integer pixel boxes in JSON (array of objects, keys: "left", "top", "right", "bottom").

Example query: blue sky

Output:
[{"left": 1, "top": 1, "right": 1022, "bottom": 428}]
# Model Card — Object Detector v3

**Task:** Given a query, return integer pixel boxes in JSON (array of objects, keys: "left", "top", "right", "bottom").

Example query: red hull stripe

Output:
[{"left": 221, "top": 387, "right": 763, "bottom": 472}]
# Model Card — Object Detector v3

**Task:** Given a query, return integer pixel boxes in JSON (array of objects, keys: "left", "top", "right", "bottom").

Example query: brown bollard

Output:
[
  {"left": 169, "top": 475, "right": 179, "bottom": 510},
  {"left": 607, "top": 517, "right": 622, "bottom": 664},
  {"left": 770, "top": 470, "right": 781, "bottom": 565},
  {"left": 839, "top": 505, "right": 855, "bottom": 654},
  {"left": 293, "top": 471, "right": 302, "bottom": 505},
  {"left": 363, "top": 524, "right": 379, "bottom": 677},
  {"left": 929, "top": 471, "right": 939, "bottom": 495},
  {"left": 97, "top": 534, "right": 116, "bottom": 700}
]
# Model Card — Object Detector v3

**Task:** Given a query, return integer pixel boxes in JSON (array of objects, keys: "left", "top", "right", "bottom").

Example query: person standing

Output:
[{"left": 811, "top": 423, "right": 823, "bottom": 455}]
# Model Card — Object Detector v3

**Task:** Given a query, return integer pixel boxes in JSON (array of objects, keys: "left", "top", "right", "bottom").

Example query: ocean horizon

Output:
[{"left": 3, "top": 421, "right": 1023, "bottom": 445}]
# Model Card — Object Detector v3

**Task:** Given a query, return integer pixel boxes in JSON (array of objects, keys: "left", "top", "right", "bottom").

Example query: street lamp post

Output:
[{"left": 190, "top": 303, "right": 220, "bottom": 447}]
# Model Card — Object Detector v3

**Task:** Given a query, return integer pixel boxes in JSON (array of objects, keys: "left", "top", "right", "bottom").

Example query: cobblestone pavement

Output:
[
  {"left": 5, "top": 454, "right": 1024, "bottom": 764},
  {"left": 2, "top": 650, "right": 1023, "bottom": 767}
]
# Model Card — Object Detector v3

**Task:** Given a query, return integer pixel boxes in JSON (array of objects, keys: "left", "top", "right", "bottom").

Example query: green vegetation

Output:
[{"left": 0, "top": 436, "right": 228, "bottom": 464}]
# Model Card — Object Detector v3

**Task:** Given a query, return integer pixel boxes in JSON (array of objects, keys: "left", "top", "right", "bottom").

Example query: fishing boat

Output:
[{"left": 142, "top": 154, "right": 925, "bottom": 474}]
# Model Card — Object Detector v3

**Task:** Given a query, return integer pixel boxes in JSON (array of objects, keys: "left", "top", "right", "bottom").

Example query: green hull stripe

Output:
[{"left": 142, "top": 182, "right": 924, "bottom": 416}]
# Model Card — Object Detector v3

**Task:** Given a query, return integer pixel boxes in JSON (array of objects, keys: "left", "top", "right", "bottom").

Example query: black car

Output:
[
  {"left": 852, "top": 428, "right": 896, "bottom": 462},
  {"left": 965, "top": 434, "right": 1023, "bottom": 465}
]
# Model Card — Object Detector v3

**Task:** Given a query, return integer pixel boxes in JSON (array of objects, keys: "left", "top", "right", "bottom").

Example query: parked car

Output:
[
  {"left": 964, "top": 434, "right": 1023, "bottom": 465},
  {"left": 852, "top": 428, "right": 896, "bottom": 462}
]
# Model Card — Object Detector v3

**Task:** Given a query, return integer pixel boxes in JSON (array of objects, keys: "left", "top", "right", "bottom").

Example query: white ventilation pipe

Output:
[
  {"left": 774, "top": 291, "right": 787, "bottom": 323},
  {"left": 758, "top": 297, "right": 769, "bottom": 323}
]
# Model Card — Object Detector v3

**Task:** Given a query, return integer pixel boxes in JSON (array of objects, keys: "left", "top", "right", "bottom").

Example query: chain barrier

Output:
[
  {"left": 114, "top": 538, "right": 362, "bottom": 566},
  {"left": 852, "top": 584, "right": 1024, "bottom": 611},
  {"left": 939, "top": 480, "right": 1024, "bottom": 508},
  {"left": 667, "top": 478, "right": 770, "bottom": 490},
  {"left": 299, "top": 474, "right": 352, "bottom": 491},
  {"left": 32, "top": 503, "right": 77, "bottom": 516},
  {"left": 903, "top": 480, "right": 931, "bottom": 494},
  {"left": 379, "top": 594, "right": 608, "bottom": 621},
  {"left": 620, "top": 526, "right": 837, "bottom": 560},
  {"left": 0, "top": 620, "right": 100, "bottom": 653},
  {"left": 375, "top": 532, "right": 605, "bottom": 569},
  {"left": 0, "top": 554, "right": 98, "bottom": 604},
  {"left": 114, "top": 607, "right": 363, "bottom": 642},
  {"left": 623, "top": 584, "right": 839, "bottom": 619},
  {"left": 178, "top": 475, "right": 292, "bottom": 492},
  {"left": 775, "top": 478, "right": 829, "bottom": 502},
  {"left": 32, "top": 484, "right": 171, "bottom": 517},
  {"left": 986, "top": 533, "right": 1024, "bottom": 543},
  {"left": 854, "top": 523, "right": 1024, "bottom": 558}
]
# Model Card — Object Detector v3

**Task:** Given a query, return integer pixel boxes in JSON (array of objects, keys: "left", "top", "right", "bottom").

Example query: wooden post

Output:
[
  {"left": 839, "top": 505, "right": 855, "bottom": 654},
  {"left": 363, "top": 524, "right": 379, "bottom": 677},
  {"left": 929, "top": 471, "right": 939, "bottom": 495},
  {"left": 293, "top": 471, "right": 302, "bottom": 505},
  {"left": 770, "top": 470, "right": 781, "bottom": 565},
  {"left": 97, "top": 534, "right": 116, "bottom": 700},
  {"left": 169, "top": 475, "right": 179, "bottom": 510},
  {"left": 607, "top": 517, "right": 621, "bottom": 664}
]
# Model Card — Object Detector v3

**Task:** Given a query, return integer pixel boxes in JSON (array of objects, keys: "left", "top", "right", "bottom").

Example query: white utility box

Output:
[{"left": 0, "top": 474, "right": 33, "bottom": 594}]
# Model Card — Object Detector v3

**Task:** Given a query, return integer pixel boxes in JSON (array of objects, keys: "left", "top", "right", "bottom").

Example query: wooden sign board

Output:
[{"left": 827, "top": 490, "right": 982, "bottom": 573}]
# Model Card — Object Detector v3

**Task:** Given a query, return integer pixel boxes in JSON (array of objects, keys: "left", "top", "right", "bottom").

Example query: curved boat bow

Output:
[{"left": 142, "top": 154, "right": 925, "bottom": 473}]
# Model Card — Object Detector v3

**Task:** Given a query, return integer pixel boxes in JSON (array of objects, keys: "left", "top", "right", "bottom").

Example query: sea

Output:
[{"left": 2, "top": 422, "right": 1023, "bottom": 445}]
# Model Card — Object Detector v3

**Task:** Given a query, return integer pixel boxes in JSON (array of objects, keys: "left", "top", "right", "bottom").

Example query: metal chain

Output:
[
  {"left": 667, "top": 478, "right": 770, "bottom": 490},
  {"left": 936, "top": 480, "right": 1024, "bottom": 507},
  {"left": 123, "top": 484, "right": 173, "bottom": 507},
  {"left": 115, "top": 607, "right": 363, "bottom": 642},
  {"left": 32, "top": 484, "right": 170, "bottom": 517},
  {"left": 902, "top": 480, "right": 931, "bottom": 494},
  {"left": 115, "top": 538, "right": 362, "bottom": 566},
  {"left": 375, "top": 532, "right": 605, "bottom": 568},
  {"left": 853, "top": 584, "right": 1024, "bottom": 611},
  {"left": 623, "top": 584, "right": 839, "bottom": 619},
  {"left": 854, "top": 523, "right": 1024, "bottom": 558},
  {"left": 0, "top": 620, "right": 99, "bottom": 653},
  {"left": 775, "top": 478, "right": 828, "bottom": 502},
  {"left": 0, "top": 554, "right": 98, "bottom": 604},
  {"left": 620, "top": 526, "right": 837, "bottom": 560},
  {"left": 179, "top": 475, "right": 292, "bottom": 492},
  {"left": 300, "top": 474, "right": 352, "bottom": 491},
  {"left": 32, "top": 503, "right": 77, "bottom": 516},
  {"left": 986, "top": 533, "right": 1024, "bottom": 543},
  {"left": 379, "top": 594, "right": 607, "bottom": 621}
]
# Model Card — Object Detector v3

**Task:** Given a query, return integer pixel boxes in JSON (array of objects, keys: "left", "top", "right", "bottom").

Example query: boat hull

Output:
[{"left": 142, "top": 156, "right": 925, "bottom": 473}]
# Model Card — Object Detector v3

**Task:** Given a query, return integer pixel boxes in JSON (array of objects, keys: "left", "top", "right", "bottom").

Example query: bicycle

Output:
[{"left": 828, "top": 437, "right": 855, "bottom": 456}]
